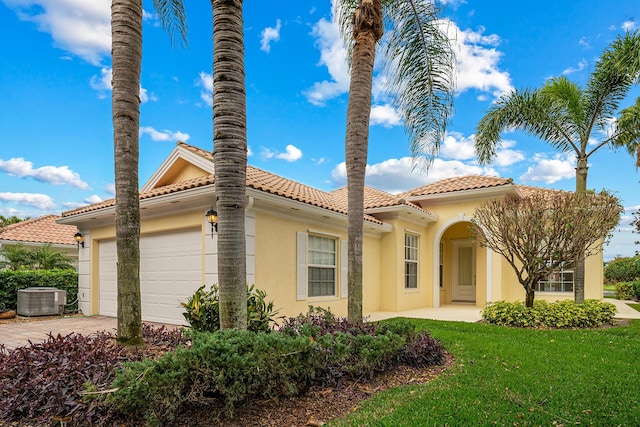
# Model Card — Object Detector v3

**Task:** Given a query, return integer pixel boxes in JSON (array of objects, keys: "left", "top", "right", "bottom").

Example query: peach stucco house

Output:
[{"left": 57, "top": 142, "right": 604, "bottom": 325}]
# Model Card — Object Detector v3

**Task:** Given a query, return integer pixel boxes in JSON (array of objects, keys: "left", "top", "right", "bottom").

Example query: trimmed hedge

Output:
[
  {"left": 481, "top": 299, "right": 616, "bottom": 328},
  {"left": 0, "top": 270, "right": 78, "bottom": 312}
]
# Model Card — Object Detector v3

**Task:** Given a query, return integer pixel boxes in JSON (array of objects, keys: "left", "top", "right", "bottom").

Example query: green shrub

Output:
[
  {"left": 109, "top": 330, "right": 316, "bottom": 425},
  {"left": 615, "top": 282, "right": 636, "bottom": 300},
  {"left": 604, "top": 256, "right": 640, "bottom": 283},
  {"left": 482, "top": 299, "right": 616, "bottom": 328},
  {"left": 633, "top": 280, "right": 640, "bottom": 300},
  {"left": 0, "top": 269, "right": 78, "bottom": 311},
  {"left": 180, "top": 284, "right": 279, "bottom": 333}
]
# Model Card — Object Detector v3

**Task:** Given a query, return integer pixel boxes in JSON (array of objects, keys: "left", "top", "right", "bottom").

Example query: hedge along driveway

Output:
[{"left": 330, "top": 319, "right": 640, "bottom": 426}]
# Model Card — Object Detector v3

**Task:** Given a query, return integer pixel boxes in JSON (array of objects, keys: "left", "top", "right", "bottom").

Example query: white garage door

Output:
[{"left": 99, "top": 228, "right": 203, "bottom": 325}]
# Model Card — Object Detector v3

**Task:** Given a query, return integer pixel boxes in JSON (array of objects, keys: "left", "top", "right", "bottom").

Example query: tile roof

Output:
[
  {"left": 330, "top": 186, "right": 433, "bottom": 216},
  {"left": 0, "top": 215, "right": 77, "bottom": 245},
  {"left": 400, "top": 175, "right": 514, "bottom": 198},
  {"left": 60, "top": 143, "right": 548, "bottom": 223}
]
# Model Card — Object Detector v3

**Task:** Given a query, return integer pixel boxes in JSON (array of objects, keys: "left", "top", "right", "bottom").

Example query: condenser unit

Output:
[{"left": 17, "top": 287, "right": 67, "bottom": 316}]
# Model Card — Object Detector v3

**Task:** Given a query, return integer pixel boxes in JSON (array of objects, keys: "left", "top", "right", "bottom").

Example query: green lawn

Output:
[{"left": 330, "top": 319, "right": 640, "bottom": 426}]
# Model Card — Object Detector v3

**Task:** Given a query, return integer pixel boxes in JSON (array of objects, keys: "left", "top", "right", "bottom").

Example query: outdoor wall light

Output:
[
  {"left": 205, "top": 208, "right": 218, "bottom": 235},
  {"left": 74, "top": 232, "right": 85, "bottom": 248}
]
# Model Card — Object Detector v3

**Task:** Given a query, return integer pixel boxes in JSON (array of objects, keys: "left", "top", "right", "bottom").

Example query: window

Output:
[
  {"left": 536, "top": 260, "right": 574, "bottom": 292},
  {"left": 308, "top": 235, "right": 336, "bottom": 297},
  {"left": 405, "top": 233, "right": 419, "bottom": 289}
]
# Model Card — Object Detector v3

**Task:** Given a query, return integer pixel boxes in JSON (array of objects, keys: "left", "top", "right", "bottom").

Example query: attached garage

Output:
[{"left": 98, "top": 228, "right": 203, "bottom": 325}]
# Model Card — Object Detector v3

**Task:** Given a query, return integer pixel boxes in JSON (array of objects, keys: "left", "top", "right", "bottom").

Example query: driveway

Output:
[{"left": 0, "top": 316, "right": 179, "bottom": 350}]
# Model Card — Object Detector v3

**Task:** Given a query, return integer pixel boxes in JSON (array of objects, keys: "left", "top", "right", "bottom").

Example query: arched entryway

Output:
[{"left": 432, "top": 215, "right": 493, "bottom": 308}]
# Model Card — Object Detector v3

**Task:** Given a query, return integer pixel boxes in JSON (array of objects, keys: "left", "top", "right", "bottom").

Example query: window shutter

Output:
[
  {"left": 340, "top": 240, "right": 348, "bottom": 298},
  {"left": 296, "top": 232, "right": 307, "bottom": 300}
]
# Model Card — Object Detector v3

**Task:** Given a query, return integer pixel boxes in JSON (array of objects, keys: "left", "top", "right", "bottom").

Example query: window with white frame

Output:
[
  {"left": 405, "top": 233, "right": 419, "bottom": 289},
  {"left": 535, "top": 260, "right": 574, "bottom": 292},
  {"left": 308, "top": 235, "right": 337, "bottom": 297}
]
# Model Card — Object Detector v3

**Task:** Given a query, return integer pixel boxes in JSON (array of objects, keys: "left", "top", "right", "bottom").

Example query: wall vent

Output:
[{"left": 17, "top": 287, "right": 67, "bottom": 317}]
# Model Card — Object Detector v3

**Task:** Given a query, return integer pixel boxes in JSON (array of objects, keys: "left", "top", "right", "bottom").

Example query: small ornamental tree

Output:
[{"left": 471, "top": 191, "right": 622, "bottom": 307}]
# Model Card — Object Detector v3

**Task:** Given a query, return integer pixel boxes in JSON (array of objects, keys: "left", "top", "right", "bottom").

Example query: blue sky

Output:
[{"left": 1, "top": 0, "right": 638, "bottom": 260}]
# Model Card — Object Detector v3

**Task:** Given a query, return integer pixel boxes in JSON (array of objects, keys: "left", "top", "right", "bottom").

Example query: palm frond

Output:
[
  {"left": 584, "top": 36, "right": 635, "bottom": 138},
  {"left": 475, "top": 89, "right": 578, "bottom": 165},
  {"left": 600, "top": 30, "right": 640, "bottom": 83},
  {"left": 380, "top": 0, "right": 455, "bottom": 164},
  {"left": 541, "top": 77, "right": 586, "bottom": 138},
  {"left": 611, "top": 97, "right": 640, "bottom": 167},
  {"left": 153, "top": 0, "right": 188, "bottom": 48},
  {"left": 335, "top": 0, "right": 361, "bottom": 64}
]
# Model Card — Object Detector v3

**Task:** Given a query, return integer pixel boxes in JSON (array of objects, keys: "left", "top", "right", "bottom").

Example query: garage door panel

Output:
[{"left": 99, "top": 228, "right": 202, "bottom": 325}]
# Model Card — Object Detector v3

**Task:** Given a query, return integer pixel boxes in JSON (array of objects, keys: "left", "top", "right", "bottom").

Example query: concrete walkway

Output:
[{"left": 1, "top": 300, "right": 638, "bottom": 351}]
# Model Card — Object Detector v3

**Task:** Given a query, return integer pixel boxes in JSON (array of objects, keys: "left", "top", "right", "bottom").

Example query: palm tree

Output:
[
  {"left": 111, "top": 0, "right": 145, "bottom": 346},
  {"left": 475, "top": 34, "right": 639, "bottom": 303},
  {"left": 111, "top": 0, "right": 187, "bottom": 345},
  {"left": 336, "top": 0, "right": 455, "bottom": 322},
  {"left": 212, "top": 0, "right": 248, "bottom": 330}
]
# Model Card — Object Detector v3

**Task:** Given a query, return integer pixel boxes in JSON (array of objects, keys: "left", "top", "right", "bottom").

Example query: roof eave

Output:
[{"left": 365, "top": 205, "right": 438, "bottom": 223}]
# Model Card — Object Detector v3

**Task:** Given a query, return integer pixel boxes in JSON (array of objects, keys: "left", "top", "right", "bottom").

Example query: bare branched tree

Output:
[{"left": 471, "top": 191, "right": 622, "bottom": 307}]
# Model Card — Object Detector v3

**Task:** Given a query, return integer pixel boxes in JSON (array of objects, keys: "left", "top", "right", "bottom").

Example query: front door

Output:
[{"left": 452, "top": 240, "right": 476, "bottom": 302}]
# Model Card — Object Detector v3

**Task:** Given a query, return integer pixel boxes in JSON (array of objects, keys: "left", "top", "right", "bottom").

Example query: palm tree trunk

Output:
[
  {"left": 345, "top": 0, "right": 383, "bottom": 323},
  {"left": 212, "top": 0, "right": 247, "bottom": 330},
  {"left": 112, "top": 0, "right": 143, "bottom": 345},
  {"left": 574, "top": 156, "right": 588, "bottom": 303}
]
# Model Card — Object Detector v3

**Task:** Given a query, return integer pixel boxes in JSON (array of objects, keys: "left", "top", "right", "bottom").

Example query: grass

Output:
[
  {"left": 629, "top": 303, "right": 640, "bottom": 313},
  {"left": 329, "top": 319, "right": 640, "bottom": 426},
  {"left": 603, "top": 283, "right": 616, "bottom": 291}
]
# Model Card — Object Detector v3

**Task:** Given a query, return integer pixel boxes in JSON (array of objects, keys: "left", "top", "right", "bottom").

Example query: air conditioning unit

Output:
[{"left": 17, "top": 287, "right": 67, "bottom": 317}]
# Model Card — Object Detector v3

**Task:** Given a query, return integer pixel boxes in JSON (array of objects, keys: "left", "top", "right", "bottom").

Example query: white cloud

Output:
[
  {"left": 442, "top": 21, "right": 514, "bottom": 99},
  {"left": 579, "top": 37, "right": 591, "bottom": 49},
  {"left": 90, "top": 67, "right": 155, "bottom": 102},
  {"left": 197, "top": 71, "right": 213, "bottom": 107},
  {"left": 437, "top": 132, "right": 524, "bottom": 167},
  {"left": 562, "top": 59, "right": 588, "bottom": 75},
  {"left": 260, "top": 148, "right": 275, "bottom": 160},
  {"left": 519, "top": 152, "right": 576, "bottom": 184},
  {"left": 105, "top": 183, "right": 115, "bottom": 195},
  {"left": 84, "top": 194, "right": 103, "bottom": 204},
  {"left": 139, "top": 87, "right": 157, "bottom": 103},
  {"left": 439, "top": 131, "right": 476, "bottom": 160},
  {"left": 276, "top": 145, "right": 303, "bottom": 162},
  {"left": 4, "top": 0, "right": 111, "bottom": 65},
  {"left": 0, "top": 157, "right": 89, "bottom": 189},
  {"left": 305, "top": 13, "right": 513, "bottom": 106},
  {"left": 622, "top": 21, "right": 636, "bottom": 31},
  {"left": 89, "top": 67, "right": 112, "bottom": 94},
  {"left": 0, "top": 192, "right": 56, "bottom": 210},
  {"left": 304, "top": 14, "right": 350, "bottom": 106},
  {"left": 331, "top": 157, "right": 498, "bottom": 194},
  {"left": 493, "top": 140, "right": 525, "bottom": 167},
  {"left": 369, "top": 104, "right": 402, "bottom": 128},
  {"left": 260, "top": 19, "right": 281, "bottom": 53},
  {"left": 139, "top": 126, "right": 190, "bottom": 142},
  {"left": 261, "top": 145, "right": 303, "bottom": 162}
]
